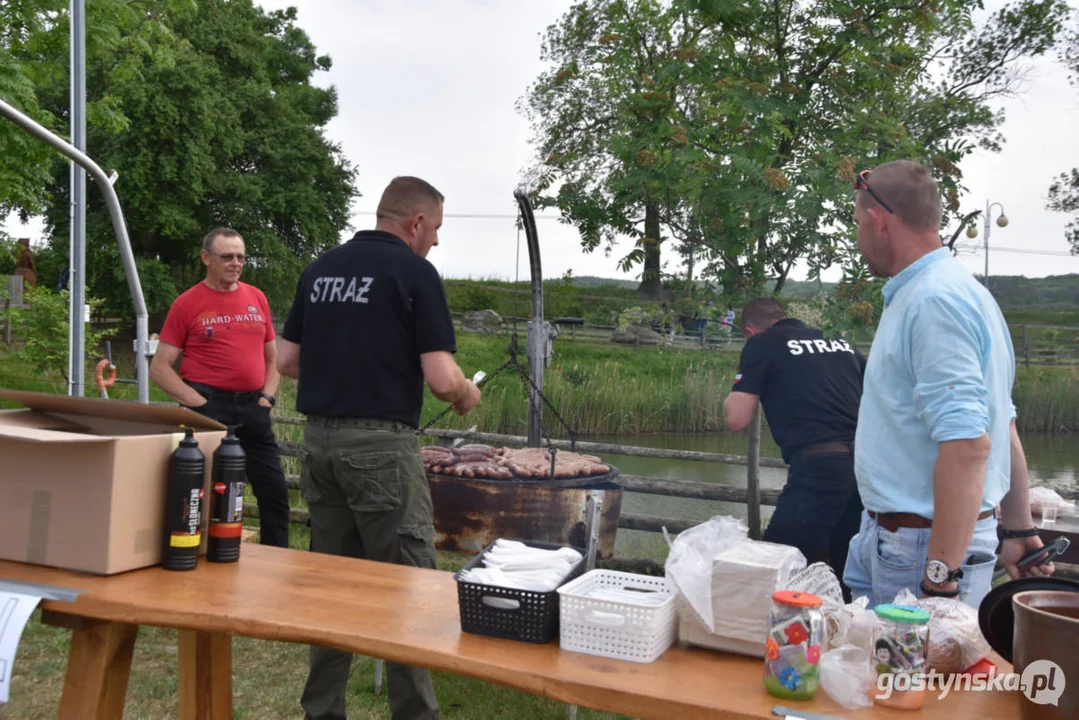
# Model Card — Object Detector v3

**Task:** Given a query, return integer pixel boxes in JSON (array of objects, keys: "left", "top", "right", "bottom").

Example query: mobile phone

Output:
[
  {"left": 992, "top": 536, "right": 1070, "bottom": 582},
  {"left": 1016, "top": 536, "right": 1070, "bottom": 569}
]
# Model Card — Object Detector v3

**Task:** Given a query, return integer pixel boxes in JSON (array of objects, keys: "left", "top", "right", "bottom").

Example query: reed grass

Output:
[
  {"left": 415, "top": 334, "right": 736, "bottom": 437},
  {"left": 1012, "top": 366, "right": 1079, "bottom": 433},
  {"left": 2, "top": 333, "right": 1077, "bottom": 435}
]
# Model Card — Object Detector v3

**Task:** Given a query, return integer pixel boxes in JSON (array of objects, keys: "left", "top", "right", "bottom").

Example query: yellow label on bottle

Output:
[{"left": 170, "top": 532, "right": 201, "bottom": 548}]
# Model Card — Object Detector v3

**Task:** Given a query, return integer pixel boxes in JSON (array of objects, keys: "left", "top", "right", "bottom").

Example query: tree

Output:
[
  {"left": 2, "top": 1, "right": 357, "bottom": 317},
  {"left": 523, "top": 0, "right": 707, "bottom": 300},
  {"left": 681, "top": 0, "right": 1068, "bottom": 294},
  {"left": 1, "top": 0, "right": 73, "bottom": 218},
  {"left": 1047, "top": 18, "right": 1079, "bottom": 253},
  {"left": 524, "top": 1, "right": 1068, "bottom": 298}
]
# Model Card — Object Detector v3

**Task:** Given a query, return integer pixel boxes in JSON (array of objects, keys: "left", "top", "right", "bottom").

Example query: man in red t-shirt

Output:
[{"left": 150, "top": 227, "right": 290, "bottom": 548}]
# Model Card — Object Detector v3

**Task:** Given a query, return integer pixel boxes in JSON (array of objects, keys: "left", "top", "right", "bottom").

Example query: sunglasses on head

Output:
[
  {"left": 212, "top": 252, "right": 245, "bottom": 263},
  {"left": 854, "top": 169, "right": 895, "bottom": 214}
]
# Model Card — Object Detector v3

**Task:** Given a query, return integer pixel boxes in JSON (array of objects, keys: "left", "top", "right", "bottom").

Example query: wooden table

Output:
[{"left": 0, "top": 545, "right": 1023, "bottom": 720}]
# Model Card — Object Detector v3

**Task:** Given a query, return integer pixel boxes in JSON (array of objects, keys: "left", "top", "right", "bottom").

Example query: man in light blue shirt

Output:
[{"left": 844, "top": 160, "right": 1052, "bottom": 608}]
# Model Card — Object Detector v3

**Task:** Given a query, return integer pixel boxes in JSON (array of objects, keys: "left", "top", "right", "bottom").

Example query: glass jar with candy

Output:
[{"left": 764, "top": 590, "right": 825, "bottom": 700}]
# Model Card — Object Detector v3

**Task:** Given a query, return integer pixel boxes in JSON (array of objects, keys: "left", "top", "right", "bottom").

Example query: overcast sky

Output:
[
  {"left": 255, "top": 0, "right": 1079, "bottom": 284},
  {"left": 8, "top": 0, "right": 1078, "bottom": 285}
]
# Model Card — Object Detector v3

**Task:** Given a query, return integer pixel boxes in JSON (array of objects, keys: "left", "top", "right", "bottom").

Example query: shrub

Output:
[{"left": 1, "top": 286, "right": 116, "bottom": 379}]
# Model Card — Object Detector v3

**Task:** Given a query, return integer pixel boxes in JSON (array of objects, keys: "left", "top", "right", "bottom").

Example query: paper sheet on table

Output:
[{"left": 0, "top": 591, "right": 42, "bottom": 703}]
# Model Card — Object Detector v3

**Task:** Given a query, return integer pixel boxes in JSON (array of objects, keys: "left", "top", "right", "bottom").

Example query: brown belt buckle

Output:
[{"left": 874, "top": 513, "right": 901, "bottom": 533}]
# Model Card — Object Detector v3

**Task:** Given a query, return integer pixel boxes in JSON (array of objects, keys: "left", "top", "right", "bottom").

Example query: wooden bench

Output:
[{"left": 0, "top": 544, "right": 1023, "bottom": 719}]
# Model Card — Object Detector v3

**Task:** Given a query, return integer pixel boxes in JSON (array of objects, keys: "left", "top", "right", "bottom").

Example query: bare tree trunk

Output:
[
  {"left": 771, "top": 260, "right": 793, "bottom": 296},
  {"left": 637, "top": 202, "right": 662, "bottom": 299}
]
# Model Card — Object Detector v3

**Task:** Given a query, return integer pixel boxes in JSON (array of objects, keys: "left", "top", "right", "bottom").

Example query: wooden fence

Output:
[
  {"left": 264, "top": 411, "right": 781, "bottom": 558},
  {"left": 452, "top": 313, "right": 1079, "bottom": 366},
  {"left": 264, "top": 412, "right": 1079, "bottom": 569}
]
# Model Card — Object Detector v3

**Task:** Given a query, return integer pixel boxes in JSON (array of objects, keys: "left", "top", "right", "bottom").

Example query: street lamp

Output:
[{"left": 965, "top": 200, "right": 1009, "bottom": 292}]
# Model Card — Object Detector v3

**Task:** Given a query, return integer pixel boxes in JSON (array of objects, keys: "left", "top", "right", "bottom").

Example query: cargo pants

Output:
[{"left": 298, "top": 417, "right": 439, "bottom": 720}]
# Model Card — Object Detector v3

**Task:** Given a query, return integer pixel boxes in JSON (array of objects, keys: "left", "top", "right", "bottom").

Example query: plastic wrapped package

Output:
[
  {"left": 892, "top": 589, "right": 990, "bottom": 673},
  {"left": 819, "top": 644, "right": 875, "bottom": 709},
  {"left": 785, "top": 562, "right": 845, "bottom": 615},
  {"left": 708, "top": 540, "right": 807, "bottom": 649},
  {"left": 1029, "top": 486, "right": 1076, "bottom": 516},
  {"left": 664, "top": 516, "right": 750, "bottom": 633},
  {"left": 664, "top": 517, "right": 806, "bottom": 657},
  {"left": 826, "top": 596, "right": 879, "bottom": 651}
]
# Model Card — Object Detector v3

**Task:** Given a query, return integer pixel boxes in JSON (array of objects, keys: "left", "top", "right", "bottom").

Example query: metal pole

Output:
[
  {"left": 515, "top": 189, "right": 544, "bottom": 447},
  {"left": 746, "top": 406, "right": 762, "bottom": 540},
  {"left": 0, "top": 98, "right": 151, "bottom": 403},
  {"left": 69, "top": 0, "right": 87, "bottom": 396}
]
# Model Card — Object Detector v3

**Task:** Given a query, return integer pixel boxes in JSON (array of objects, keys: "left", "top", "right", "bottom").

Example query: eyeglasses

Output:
[
  {"left": 212, "top": 252, "right": 245, "bottom": 263},
  {"left": 854, "top": 169, "right": 895, "bottom": 214}
]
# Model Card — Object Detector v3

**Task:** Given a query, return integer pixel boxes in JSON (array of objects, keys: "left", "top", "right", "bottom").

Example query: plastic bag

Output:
[
  {"left": 1030, "top": 486, "right": 1076, "bottom": 516},
  {"left": 708, "top": 539, "right": 805, "bottom": 641},
  {"left": 785, "top": 562, "right": 845, "bottom": 615},
  {"left": 893, "top": 589, "right": 990, "bottom": 673},
  {"left": 826, "top": 596, "right": 879, "bottom": 651},
  {"left": 663, "top": 516, "right": 749, "bottom": 633},
  {"left": 820, "top": 644, "right": 875, "bottom": 709}
]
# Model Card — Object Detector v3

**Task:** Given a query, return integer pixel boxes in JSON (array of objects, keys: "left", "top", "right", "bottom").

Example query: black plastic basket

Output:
[{"left": 455, "top": 539, "right": 586, "bottom": 644}]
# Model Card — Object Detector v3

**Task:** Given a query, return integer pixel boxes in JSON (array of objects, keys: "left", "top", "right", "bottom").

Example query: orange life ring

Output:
[{"left": 94, "top": 359, "right": 117, "bottom": 396}]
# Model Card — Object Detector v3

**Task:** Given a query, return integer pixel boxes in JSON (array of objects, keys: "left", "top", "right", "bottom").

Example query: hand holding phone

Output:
[
  {"left": 1016, "top": 536, "right": 1070, "bottom": 570},
  {"left": 993, "top": 536, "right": 1070, "bottom": 581}
]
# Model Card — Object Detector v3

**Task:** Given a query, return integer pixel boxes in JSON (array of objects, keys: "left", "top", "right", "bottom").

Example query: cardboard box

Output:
[{"left": 0, "top": 389, "right": 226, "bottom": 575}]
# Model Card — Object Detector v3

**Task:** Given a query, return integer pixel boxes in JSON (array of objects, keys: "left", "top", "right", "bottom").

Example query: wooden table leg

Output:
[
  {"left": 51, "top": 616, "right": 138, "bottom": 720},
  {"left": 178, "top": 629, "right": 232, "bottom": 720}
]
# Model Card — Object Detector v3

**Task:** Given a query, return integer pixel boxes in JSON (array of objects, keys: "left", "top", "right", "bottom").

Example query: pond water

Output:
[{"left": 597, "top": 431, "right": 1077, "bottom": 562}]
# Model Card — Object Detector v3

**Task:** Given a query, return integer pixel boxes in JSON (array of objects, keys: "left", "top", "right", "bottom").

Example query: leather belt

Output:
[
  {"left": 186, "top": 380, "right": 260, "bottom": 404},
  {"left": 798, "top": 441, "right": 853, "bottom": 459},
  {"left": 868, "top": 509, "right": 995, "bottom": 532},
  {"left": 305, "top": 416, "right": 414, "bottom": 432}
]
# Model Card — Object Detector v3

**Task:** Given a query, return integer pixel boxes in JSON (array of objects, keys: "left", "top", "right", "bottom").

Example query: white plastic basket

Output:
[{"left": 556, "top": 569, "right": 677, "bottom": 663}]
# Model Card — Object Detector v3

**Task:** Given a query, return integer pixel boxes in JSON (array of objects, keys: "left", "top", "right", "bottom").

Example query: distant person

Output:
[
  {"left": 150, "top": 227, "right": 291, "bottom": 549},
  {"left": 844, "top": 160, "right": 1049, "bottom": 608},
  {"left": 725, "top": 306, "right": 736, "bottom": 336},
  {"left": 13, "top": 238, "right": 37, "bottom": 289},
  {"left": 723, "top": 297, "right": 865, "bottom": 596},
  {"left": 277, "top": 176, "right": 480, "bottom": 720}
]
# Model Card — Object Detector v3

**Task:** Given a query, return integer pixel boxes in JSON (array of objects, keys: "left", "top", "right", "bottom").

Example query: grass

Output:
[
  {"left": 414, "top": 333, "right": 738, "bottom": 436},
  {"left": 3, "top": 327, "right": 1078, "bottom": 439},
  {"left": 1012, "top": 366, "right": 1079, "bottom": 433},
  {"left": 0, "top": 352, "right": 635, "bottom": 719},
  {"left": 0, "top": 318, "right": 1075, "bottom": 716},
  {"left": 1, "top": 524, "right": 628, "bottom": 720}
]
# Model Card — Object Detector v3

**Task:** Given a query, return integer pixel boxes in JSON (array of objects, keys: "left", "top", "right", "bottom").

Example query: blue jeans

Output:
[
  {"left": 763, "top": 452, "right": 862, "bottom": 601},
  {"left": 843, "top": 511, "right": 999, "bottom": 608}
]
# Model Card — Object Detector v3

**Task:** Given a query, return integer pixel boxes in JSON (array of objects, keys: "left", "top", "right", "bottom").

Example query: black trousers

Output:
[
  {"left": 763, "top": 450, "right": 863, "bottom": 601},
  {"left": 186, "top": 391, "right": 291, "bottom": 548}
]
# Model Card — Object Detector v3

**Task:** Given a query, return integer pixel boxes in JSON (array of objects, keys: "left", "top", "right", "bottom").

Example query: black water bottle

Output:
[
  {"left": 163, "top": 427, "right": 206, "bottom": 571},
  {"left": 207, "top": 426, "right": 246, "bottom": 563}
]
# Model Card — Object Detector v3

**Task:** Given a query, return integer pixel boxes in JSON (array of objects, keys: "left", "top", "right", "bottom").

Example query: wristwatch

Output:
[
  {"left": 260, "top": 393, "right": 276, "bottom": 407},
  {"left": 925, "top": 559, "right": 964, "bottom": 585}
]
